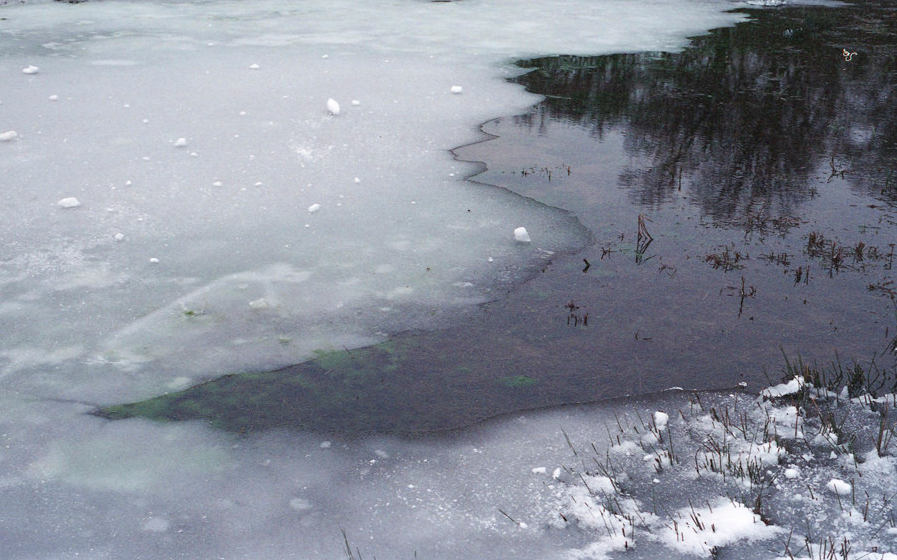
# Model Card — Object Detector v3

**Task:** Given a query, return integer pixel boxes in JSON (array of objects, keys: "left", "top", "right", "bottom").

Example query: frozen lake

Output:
[{"left": 2, "top": 0, "right": 897, "bottom": 558}]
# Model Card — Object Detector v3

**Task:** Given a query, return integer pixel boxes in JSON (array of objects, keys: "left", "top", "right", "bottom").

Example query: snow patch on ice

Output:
[
  {"left": 57, "top": 197, "right": 81, "bottom": 208},
  {"left": 514, "top": 227, "right": 532, "bottom": 243}
]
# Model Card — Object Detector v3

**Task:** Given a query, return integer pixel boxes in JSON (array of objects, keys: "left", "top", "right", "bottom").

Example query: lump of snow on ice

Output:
[
  {"left": 57, "top": 197, "right": 81, "bottom": 208},
  {"left": 514, "top": 227, "right": 531, "bottom": 243},
  {"left": 662, "top": 499, "right": 782, "bottom": 555},
  {"left": 784, "top": 467, "right": 800, "bottom": 479},
  {"left": 0, "top": 130, "right": 18, "bottom": 142},
  {"left": 826, "top": 478, "right": 851, "bottom": 496},
  {"left": 326, "top": 98, "right": 340, "bottom": 115},
  {"left": 653, "top": 411, "right": 669, "bottom": 431},
  {"left": 308, "top": 203, "right": 321, "bottom": 213},
  {"left": 761, "top": 376, "right": 804, "bottom": 398},
  {"left": 174, "top": 137, "right": 187, "bottom": 147},
  {"left": 22, "top": 65, "right": 39, "bottom": 74},
  {"left": 450, "top": 85, "right": 463, "bottom": 94},
  {"left": 141, "top": 517, "right": 170, "bottom": 533},
  {"left": 248, "top": 298, "right": 270, "bottom": 309}
]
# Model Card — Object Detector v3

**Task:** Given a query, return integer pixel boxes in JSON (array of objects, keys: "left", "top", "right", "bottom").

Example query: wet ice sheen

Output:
[{"left": 0, "top": 0, "right": 799, "bottom": 558}]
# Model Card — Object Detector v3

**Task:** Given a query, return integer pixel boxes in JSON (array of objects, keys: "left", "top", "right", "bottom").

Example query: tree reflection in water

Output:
[{"left": 513, "top": 1, "right": 897, "bottom": 230}]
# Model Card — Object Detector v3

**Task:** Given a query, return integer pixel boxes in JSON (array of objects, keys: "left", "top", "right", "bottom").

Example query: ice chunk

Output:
[
  {"left": 326, "top": 98, "right": 340, "bottom": 115},
  {"left": 57, "top": 197, "right": 81, "bottom": 208},
  {"left": 0, "top": 130, "right": 18, "bottom": 142},
  {"left": 514, "top": 227, "right": 531, "bottom": 243}
]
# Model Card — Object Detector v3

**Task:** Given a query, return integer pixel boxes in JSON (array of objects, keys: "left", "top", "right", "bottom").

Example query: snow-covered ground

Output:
[{"left": 3, "top": 0, "right": 885, "bottom": 558}]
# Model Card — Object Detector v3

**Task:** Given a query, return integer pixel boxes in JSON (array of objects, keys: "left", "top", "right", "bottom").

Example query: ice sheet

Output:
[
  {"left": 0, "top": 0, "right": 826, "bottom": 558},
  {"left": 0, "top": 0, "right": 750, "bottom": 401}
]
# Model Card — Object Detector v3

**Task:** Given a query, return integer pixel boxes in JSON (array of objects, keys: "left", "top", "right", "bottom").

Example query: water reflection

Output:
[{"left": 513, "top": 1, "right": 897, "bottom": 227}]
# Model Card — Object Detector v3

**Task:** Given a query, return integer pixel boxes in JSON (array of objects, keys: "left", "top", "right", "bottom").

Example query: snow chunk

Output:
[
  {"left": 22, "top": 65, "right": 39, "bottom": 74},
  {"left": 249, "top": 63, "right": 260, "bottom": 69},
  {"left": 514, "top": 227, "right": 531, "bottom": 243},
  {"left": 326, "top": 98, "right": 340, "bottom": 115},
  {"left": 289, "top": 497, "right": 313, "bottom": 511},
  {"left": 307, "top": 203, "right": 321, "bottom": 213},
  {"left": 0, "top": 130, "right": 18, "bottom": 142},
  {"left": 141, "top": 517, "right": 170, "bottom": 532},
  {"left": 653, "top": 411, "right": 669, "bottom": 431},
  {"left": 248, "top": 298, "right": 270, "bottom": 309},
  {"left": 174, "top": 137, "right": 188, "bottom": 147},
  {"left": 57, "top": 197, "right": 81, "bottom": 208},
  {"left": 661, "top": 499, "right": 781, "bottom": 555},
  {"left": 826, "top": 478, "right": 851, "bottom": 496},
  {"left": 784, "top": 467, "right": 800, "bottom": 479},
  {"left": 761, "top": 376, "right": 804, "bottom": 398},
  {"left": 450, "top": 85, "right": 463, "bottom": 94}
]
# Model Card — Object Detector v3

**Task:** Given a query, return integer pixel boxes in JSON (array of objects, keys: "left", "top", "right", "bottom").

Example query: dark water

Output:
[{"left": 100, "top": 1, "right": 897, "bottom": 435}]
